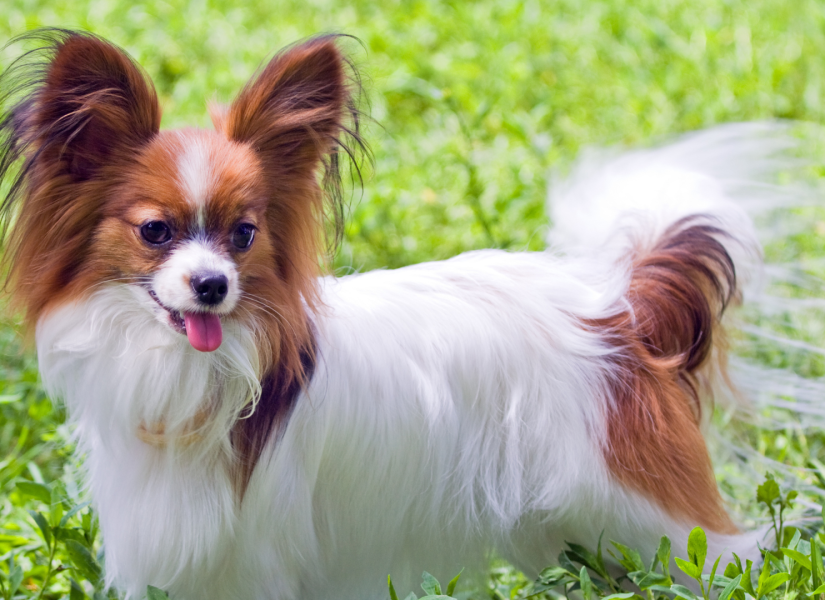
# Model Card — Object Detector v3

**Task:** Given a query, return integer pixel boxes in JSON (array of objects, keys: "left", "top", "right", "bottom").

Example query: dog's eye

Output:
[
  {"left": 232, "top": 223, "right": 256, "bottom": 250},
  {"left": 140, "top": 221, "right": 172, "bottom": 245}
]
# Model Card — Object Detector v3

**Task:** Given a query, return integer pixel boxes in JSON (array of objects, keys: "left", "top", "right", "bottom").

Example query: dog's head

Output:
[{"left": 0, "top": 30, "right": 361, "bottom": 380}]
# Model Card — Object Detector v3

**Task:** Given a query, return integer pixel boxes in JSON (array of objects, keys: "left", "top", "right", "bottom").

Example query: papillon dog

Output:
[{"left": 0, "top": 30, "right": 799, "bottom": 600}]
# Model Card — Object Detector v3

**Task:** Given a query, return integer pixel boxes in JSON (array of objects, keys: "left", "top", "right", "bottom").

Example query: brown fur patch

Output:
[
  {"left": 0, "top": 30, "right": 161, "bottom": 327},
  {"left": 589, "top": 218, "right": 739, "bottom": 533},
  {"left": 215, "top": 35, "right": 363, "bottom": 411}
]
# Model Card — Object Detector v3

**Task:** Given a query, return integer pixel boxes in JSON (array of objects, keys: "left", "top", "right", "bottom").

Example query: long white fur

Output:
[{"left": 36, "top": 124, "right": 796, "bottom": 600}]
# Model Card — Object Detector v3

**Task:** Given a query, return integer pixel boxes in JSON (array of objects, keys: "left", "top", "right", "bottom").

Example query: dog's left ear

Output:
[{"left": 220, "top": 37, "right": 350, "bottom": 174}]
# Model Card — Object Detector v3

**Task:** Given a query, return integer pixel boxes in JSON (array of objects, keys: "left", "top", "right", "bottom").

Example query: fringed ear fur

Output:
[
  {"left": 219, "top": 35, "right": 365, "bottom": 254},
  {"left": 1, "top": 29, "right": 160, "bottom": 184},
  {"left": 0, "top": 30, "right": 160, "bottom": 326},
  {"left": 224, "top": 36, "right": 350, "bottom": 169}
]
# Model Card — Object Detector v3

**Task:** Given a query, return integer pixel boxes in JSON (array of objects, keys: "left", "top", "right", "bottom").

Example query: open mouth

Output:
[
  {"left": 148, "top": 290, "right": 224, "bottom": 353},
  {"left": 149, "top": 290, "right": 186, "bottom": 333}
]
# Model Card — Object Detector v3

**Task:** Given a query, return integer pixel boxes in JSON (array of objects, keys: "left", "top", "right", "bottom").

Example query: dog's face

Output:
[
  {"left": 1, "top": 32, "right": 358, "bottom": 371},
  {"left": 93, "top": 131, "right": 268, "bottom": 351}
]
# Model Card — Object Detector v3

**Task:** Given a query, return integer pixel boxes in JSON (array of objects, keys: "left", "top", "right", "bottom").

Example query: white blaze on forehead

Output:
[
  {"left": 176, "top": 136, "right": 214, "bottom": 229},
  {"left": 152, "top": 239, "right": 240, "bottom": 314}
]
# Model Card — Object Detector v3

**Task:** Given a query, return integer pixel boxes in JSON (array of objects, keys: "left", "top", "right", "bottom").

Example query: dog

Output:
[{"left": 0, "top": 30, "right": 796, "bottom": 600}]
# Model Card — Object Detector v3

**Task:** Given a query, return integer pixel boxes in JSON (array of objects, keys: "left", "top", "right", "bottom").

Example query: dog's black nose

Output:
[{"left": 191, "top": 274, "right": 229, "bottom": 305}]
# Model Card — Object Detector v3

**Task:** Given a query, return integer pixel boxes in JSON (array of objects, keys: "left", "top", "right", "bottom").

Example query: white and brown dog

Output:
[{"left": 0, "top": 29, "right": 793, "bottom": 600}]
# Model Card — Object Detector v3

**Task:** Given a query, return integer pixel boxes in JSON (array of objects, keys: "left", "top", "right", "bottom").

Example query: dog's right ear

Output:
[{"left": 3, "top": 30, "right": 161, "bottom": 182}]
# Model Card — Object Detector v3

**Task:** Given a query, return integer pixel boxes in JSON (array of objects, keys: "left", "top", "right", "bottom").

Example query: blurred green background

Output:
[
  {"left": 2, "top": 0, "right": 825, "bottom": 597},
  {"left": 5, "top": 0, "right": 825, "bottom": 270}
]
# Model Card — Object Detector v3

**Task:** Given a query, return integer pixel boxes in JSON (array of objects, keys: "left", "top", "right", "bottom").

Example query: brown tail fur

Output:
[{"left": 588, "top": 216, "right": 738, "bottom": 533}]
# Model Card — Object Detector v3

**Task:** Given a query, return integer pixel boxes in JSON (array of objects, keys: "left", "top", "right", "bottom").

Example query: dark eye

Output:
[
  {"left": 140, "top": 221, "right": 172, "bottom": 245},
  {"left": 232, "top": 223, "right": 256, "bottom": 250}
]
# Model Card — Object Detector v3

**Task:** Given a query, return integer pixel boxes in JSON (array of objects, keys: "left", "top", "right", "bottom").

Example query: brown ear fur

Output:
[
  {"left": 589, "top": 218, "right": 739, "bottom": 533},
  {"left": 0, "top": 29, "right": 160, "bottom": 328},
  {"left": 220, "top": 35, "right": 364, "bottom": 255},
  {"left": 28, "top": 32, "right": 160, "bottom": 180},
  {"left": 225, "top": 37, "right": 349, "bottom": 159}
]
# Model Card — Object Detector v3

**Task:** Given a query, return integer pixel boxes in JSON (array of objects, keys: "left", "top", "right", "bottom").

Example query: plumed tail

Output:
[
  {"left": 548, "top": 122, "right": 825, "bottom": 513},
  {"left": 546, "top": 123, "right": 796, "bottom": 293},
  {"left": 585, "top": 217, "right": 739, "bottom": 533},
  {"left": 617, "top": 218, "right": 736, "bottom": 401}
]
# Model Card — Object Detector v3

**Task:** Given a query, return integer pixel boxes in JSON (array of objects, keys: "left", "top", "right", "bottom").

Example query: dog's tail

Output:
[
  {"left": 547, "top": 122, "right": 825, "bottom": 415},
  {"left": 546, "top": 123, "right": 791, "bottom": 294},
  {"left": 548, "top": 124, "right": 785, "bottom": 411},
  {"left": 547, "top": 123, "right": 825, "bottom": 535}
]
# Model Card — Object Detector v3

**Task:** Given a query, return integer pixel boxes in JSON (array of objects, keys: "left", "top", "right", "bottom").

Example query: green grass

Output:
[{"left": 2, "top": 0, "right": 825, "bottom": 598}]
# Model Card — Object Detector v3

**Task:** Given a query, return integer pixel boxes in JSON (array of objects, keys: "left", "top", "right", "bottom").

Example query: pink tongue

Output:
[{"left": 184, "top": 312, "right": 223, "bottom": 352}]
